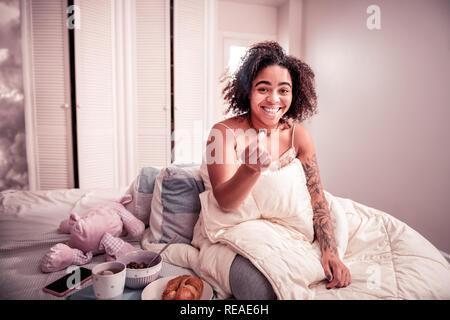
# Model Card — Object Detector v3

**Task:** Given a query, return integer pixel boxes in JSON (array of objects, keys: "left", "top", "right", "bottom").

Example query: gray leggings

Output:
[{"left": 229, "top": 254, "right": 277, "bottom": 300}]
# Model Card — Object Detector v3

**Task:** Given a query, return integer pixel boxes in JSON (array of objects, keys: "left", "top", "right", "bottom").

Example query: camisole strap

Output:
[
  {"left": 291, "top": 123, "right": 296, "bottom": 148},
  {"left": 215, "top": 123, "right": 236, "bottom": 137}
]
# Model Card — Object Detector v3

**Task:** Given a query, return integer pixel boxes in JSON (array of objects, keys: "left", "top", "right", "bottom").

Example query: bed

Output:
[
  {"left": 1, "top": 164, "right": 450, "bottom": 300},
  {"left": 0, "top": 187, "right": 196, "bottom": 300}
]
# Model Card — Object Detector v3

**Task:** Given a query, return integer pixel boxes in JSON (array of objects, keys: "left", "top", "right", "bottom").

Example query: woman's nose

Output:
[{"left": 266, "top": 91, "right": 280, "bottom": 104}]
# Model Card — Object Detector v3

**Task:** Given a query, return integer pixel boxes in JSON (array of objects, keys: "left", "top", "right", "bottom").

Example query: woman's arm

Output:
[
  {"left": 301, "top": 152, "right": 338, "bottom": 256},
  {"left": 294, "top": 125, "right": 351, "bottom": 289},
  {"left": 206, "top": 123, "right": 270, "bottom": 211}
]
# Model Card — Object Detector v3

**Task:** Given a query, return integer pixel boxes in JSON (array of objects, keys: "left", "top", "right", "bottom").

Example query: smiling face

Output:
[{"left": 249, "top": 65, "right": 293, "bottom": 129}]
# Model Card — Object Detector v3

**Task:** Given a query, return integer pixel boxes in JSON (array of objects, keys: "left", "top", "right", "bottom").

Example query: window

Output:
[{"left": 227, "top": 45, "right": 248, "bottom": 74}]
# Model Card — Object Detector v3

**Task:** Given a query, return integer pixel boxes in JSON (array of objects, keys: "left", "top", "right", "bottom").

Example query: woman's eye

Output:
[
  {"left": 258, "top": 88, "right": 268, "bottom": 93},
  {"left": 280, "top": 89, "right": 289, "bottom": 94}
]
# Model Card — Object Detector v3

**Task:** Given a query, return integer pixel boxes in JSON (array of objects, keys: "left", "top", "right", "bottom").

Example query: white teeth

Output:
[{"left": 262, "top": 107, "right": 280, "bottom": 113}]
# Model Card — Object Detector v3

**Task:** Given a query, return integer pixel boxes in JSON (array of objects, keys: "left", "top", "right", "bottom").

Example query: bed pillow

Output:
[
  {"left": 148, "top": 165, "right": 205, "bottom": 244},
  {"left": 123, "top": 166, "right": 162, "bottom": 224}
]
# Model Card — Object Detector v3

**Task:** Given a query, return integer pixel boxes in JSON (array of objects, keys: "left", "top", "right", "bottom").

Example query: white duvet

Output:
[{"left": 142, "top": 159, "right": 450, "bottom": 300}]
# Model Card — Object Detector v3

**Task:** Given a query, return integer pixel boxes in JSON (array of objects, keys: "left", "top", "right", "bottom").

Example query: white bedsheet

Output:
[{"left": 0, "top": 188, "right": 194, "bottom": 300}]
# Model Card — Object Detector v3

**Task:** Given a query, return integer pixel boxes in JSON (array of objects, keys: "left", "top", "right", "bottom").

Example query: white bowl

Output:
[{"left": 118, "top": 250, "right": 162, "bottom": 289}]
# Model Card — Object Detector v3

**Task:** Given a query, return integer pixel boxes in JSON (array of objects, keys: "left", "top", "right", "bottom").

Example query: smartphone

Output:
[{"left": 43, "top": 267, "right": 92, "bottom": 297}]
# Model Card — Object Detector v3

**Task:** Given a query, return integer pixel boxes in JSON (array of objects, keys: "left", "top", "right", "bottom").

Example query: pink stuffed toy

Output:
[{"left": 40, "top": 195, "right": 145, "bottom": 273}]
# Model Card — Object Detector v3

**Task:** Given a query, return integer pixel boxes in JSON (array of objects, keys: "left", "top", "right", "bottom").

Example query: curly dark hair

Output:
[{"left": 222, "top": 41, "right": 318, "bottom": 124}]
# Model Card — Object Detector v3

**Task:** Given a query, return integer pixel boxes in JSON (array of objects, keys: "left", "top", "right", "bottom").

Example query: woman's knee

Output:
[{"left": 229, "top": 254, "right": 277, "bottom": 300}]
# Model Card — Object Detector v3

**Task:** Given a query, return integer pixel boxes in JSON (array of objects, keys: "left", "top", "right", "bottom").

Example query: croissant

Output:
[{"left": 162, "top": 275, "right": 204, "bottom": 300}]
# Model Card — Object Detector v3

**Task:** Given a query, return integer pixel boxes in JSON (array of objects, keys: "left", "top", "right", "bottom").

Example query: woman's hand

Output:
[
  {"left": 207, "top": 124, "right": 268, "bottom": 212},
  {"left": 320, "top": 252, "right": 351, "bottom": 289},
  {"left": 239, "top": 131, "right": 272, "bottom": 172}
]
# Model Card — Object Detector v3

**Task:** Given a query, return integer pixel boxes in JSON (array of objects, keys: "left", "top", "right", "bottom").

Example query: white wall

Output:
[
  {"left": 286, "top": 0, "right": 302, "bottom": 57},
  {"left": 277, "top": 1, "right": 289, "bottom": 51},
  {"left": 277, "top": 0, "right": 303, "bottom": 57},
  {"left": 218, "top": 0, "right": 278, "bottom": 35},
  {"left": 301, "top": 0, "right": 450, "bottom": 252}
]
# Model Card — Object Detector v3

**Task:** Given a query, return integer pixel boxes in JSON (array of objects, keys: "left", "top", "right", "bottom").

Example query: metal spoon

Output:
[{"left": 147, "top": 235, "right": 178, "bottom": 267}]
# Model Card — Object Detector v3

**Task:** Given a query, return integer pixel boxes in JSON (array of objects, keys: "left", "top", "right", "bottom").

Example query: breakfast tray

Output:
[{"left": 66, "top": 262, "right": 196, "bottom": 300}]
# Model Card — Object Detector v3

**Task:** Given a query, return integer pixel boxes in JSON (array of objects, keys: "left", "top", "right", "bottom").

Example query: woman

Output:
[{"left": 205, "top": 41, "right": 351, "bottom": 299}]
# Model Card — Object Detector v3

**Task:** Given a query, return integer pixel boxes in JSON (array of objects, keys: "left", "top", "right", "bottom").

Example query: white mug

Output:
[{"left": 92, "top": 261, "right": 126, "bottom": 300}]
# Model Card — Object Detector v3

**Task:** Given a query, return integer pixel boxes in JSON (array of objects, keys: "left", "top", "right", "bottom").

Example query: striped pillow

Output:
[
  {"left": 124, "top": 166, "right": 162, "bottom": 224},
  {"left": 148, "top": 165, "right": 205, "bottom": 244}
]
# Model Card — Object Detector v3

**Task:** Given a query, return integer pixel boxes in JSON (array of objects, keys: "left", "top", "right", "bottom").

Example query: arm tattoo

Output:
[{"left": 301, "top": 154, "right": 337, "bottom": 256}]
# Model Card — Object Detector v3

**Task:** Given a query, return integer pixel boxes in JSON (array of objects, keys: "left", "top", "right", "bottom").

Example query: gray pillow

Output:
[
  {"left": 148, "top": 165, "right": 205, "bottom": 244},
  {"left": 123, "top": 166, "right": 162, "bottom": 224}
]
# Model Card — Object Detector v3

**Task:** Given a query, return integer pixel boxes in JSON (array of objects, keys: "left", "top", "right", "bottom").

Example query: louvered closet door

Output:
[
  {"left": 134, "top": 0, "right": 171, "bottom": 169},
  {"left": 74, "top": 0, "right": 117, "bottom": 189},
  {"left": 173, "top": 0, "right": 207, "bottom": 164},
  {"left": 26, "top": 0, "right": 74, "bottom": 190}
]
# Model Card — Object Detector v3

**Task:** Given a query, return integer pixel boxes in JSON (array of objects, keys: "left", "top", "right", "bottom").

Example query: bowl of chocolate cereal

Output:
[{"left": 118, "top": 250, "right": 162, "bottom": 289}]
